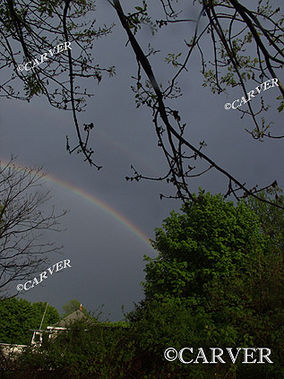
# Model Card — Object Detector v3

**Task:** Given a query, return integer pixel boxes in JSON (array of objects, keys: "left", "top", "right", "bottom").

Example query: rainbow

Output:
[{"left": 0, "top": 159, "right": 152, "bottom": 247}]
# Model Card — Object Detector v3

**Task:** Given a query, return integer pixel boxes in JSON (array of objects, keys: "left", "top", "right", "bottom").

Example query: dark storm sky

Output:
[{"left": 0, "top": 0, "right": 283, "bottom": 320}]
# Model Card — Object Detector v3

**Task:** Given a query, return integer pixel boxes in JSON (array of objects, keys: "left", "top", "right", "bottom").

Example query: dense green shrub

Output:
[
  {"left": 10, "top": 320, "right": 134, "bottom": 379},
  {"left": 0, "top": 299, "right": 59, "bottom": 345},
  {"left": 130, "top": 191, "right": 283, "bottom": 378},
  {"left": 1, "top": 191, "right": 283, "bottom": 378}
]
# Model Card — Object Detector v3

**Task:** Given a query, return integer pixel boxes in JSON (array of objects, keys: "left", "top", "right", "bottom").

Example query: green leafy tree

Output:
[
  {"left": 0, "top": 298, "right": 60, "bottom": 345},
  {"left": 247, "top": 187, "right": 284, "bottom": 253},
  {"left": 144, "top": 191, "right": 265, "bottom": 303},
  {"left": 32, "top": 302, "right": 61, "bottom": 329},
  {"left": 131, "top": 191, "right": 283, "bottom": 378},
  {"left": 3, "top": 192, "right": 283, "bottom": 378}
]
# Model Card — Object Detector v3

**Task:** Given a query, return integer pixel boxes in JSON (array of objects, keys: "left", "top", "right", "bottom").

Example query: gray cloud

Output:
[{"left": 0, "top": 0, "right": 282, "bottom": 319}]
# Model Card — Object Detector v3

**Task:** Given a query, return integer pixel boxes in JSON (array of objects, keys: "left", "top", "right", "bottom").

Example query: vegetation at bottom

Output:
[{"left": 0, "top": 190, "right": 283, "bottom": 378}]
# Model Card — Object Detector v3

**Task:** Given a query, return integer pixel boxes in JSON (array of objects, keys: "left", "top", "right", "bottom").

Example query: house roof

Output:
[
  {"left": 42, "top": 309, "right": 129, "bottom": 332},
  {"left": 49, "top": 309, "right": 87, "bottom": 328}
]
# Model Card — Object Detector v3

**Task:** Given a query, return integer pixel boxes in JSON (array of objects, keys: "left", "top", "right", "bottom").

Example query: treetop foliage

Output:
[
  {"left": 0, "top": 298, "right": 60, "bottom": 345},
  {"left": 131, "top": 190, "right": 283, "bottom": 377},
  {"left": 0, "top": 190, "right": 283, "bottom": 377},
  {"left": 144, "top": 191, "right": 266, "bottom": 302}
]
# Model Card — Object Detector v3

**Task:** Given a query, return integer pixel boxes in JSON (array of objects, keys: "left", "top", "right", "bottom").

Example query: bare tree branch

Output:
[
  {"left": 0, "top": 158, "right": 66, "bottom": 298},
  {"left": 112, "top": 0, "right": 283, "bottom": 209}
]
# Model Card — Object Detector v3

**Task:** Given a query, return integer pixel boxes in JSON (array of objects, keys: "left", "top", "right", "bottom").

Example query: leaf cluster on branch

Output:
[{"left": 0, "top": 0, "right": 283, "bottom": 209}]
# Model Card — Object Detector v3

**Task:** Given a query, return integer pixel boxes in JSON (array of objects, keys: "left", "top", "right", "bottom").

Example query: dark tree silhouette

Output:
[
  {"left": 0, "top": 158, "right": 65, "bottom": 298},
  {"left": 0, "top": 0, "right": 283, "bottom": 208}
]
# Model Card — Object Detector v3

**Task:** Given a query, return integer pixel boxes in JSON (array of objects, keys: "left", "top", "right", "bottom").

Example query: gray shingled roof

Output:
[{"left": 52, "top": 310, "right": 87, "bottom": 328}]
